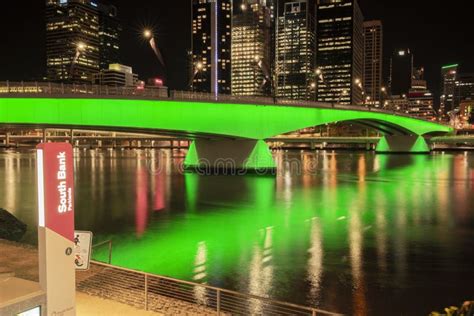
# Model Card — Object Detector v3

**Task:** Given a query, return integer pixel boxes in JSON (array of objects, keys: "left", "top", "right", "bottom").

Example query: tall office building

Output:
[
  {"left": 412, "top": 66, "right": 425, "bottom": 88},
  {"left": 363, "top": 20, "right": 383, "bottom": 106},
  {"left": 440, "top": 64, "right": 459, "bottom": 115},
  {"left": 46, "top": 0, "right": 100, "bottom": 82},
  {"left": 456, "top": 73, "right": 474, "bottom": 103},
  {"left": 191, "top": 0, "right": 232, "bottom": 95},
  {"left": 389, "top": 49, "right": 413, "bottom": 97},
  {"left": 316, "top": 0, "right": 364, "bottom": 105},
  {"left": 407, "top": 67, "right": 436, "bottom": 120},
  {"left": 98, "top": 3, "right": 121, "bottom": 70},
  {"left": 232, "top": 0, "right": 271, "bottom": 96},
  {"left": 455, "top": 73, "right": 474, "bottom": 123},
  {"left": 276, "top": 0, "right": 316, "bottom": 100}
]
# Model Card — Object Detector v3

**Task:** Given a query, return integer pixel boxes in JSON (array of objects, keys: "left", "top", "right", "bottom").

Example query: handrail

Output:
[
  {"left": 0, "top": 80, "right": 447, "bottom": 126},
  {"left": 91, "top": 239, "right": 112, "bottom": 264},
  {"left": 86, "top": 259, "right": 344, "bottom": 315}
]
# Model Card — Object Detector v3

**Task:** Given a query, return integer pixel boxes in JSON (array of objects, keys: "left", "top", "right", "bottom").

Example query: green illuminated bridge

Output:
[{"left": 0, "top": 82, "right": 453, "bottom": 171}]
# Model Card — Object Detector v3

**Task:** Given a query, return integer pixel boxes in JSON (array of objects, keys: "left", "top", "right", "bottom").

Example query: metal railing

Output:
[
  {"left": 0, "top": 80, "right": 445, "bottom": 125},
  {"left": 79, "top": 260, "right": 343, "bottom": 315},
  {"left": 91, "top": 239, "right": 113, "bottom": 264}
]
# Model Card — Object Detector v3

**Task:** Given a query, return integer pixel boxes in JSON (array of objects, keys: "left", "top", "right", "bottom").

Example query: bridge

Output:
[{"left": 0, "top": 81, "right": 453, "bottom": 171}]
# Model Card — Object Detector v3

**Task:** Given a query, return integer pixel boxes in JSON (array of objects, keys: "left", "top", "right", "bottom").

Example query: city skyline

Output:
[{"left": 1, "top": 0, "right": 473, "bottom": 103}]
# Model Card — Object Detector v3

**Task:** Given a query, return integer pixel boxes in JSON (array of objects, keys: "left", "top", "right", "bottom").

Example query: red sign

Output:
[{"left": 37, "top": 143, "right": 75, "bottom": 242}]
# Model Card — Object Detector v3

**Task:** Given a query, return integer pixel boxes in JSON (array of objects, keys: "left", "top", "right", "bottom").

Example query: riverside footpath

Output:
[{"left": 0, "top": 239, "right": 213, "bottom": 316}]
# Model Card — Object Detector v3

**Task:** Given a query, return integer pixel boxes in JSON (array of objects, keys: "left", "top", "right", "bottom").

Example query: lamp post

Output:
[
  {"left": 314, "top": 68, "right": 332, "bottom": 105},
  {"left": 253, "top": 56, "right": 275, "bottom": 101},
  {"left": 337, "top": 89, "right": 349, "bottom": 105},
  {"left": 69, "top": 42, "right": 86, "bottom": 82},
  {"left": 380, "top": 86, "right": 387, "bottom": 108},
  {"left": 189, "top": 61, "right": 204, "bottom": 91},
  {"left": 310, "top": 82, "right": 317, "bottom": 102},
  {"left": 143, "top": 28, "right": 166, "bottom": 70},
  {"left": 354, "top": 78, "right": 366, "bottom": 106}
]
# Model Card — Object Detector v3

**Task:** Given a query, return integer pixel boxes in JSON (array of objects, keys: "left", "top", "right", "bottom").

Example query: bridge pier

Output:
[
  {"left": 375, "top": 135, "right": 430, "bottom": 153},
  {"left": 184, "top": 139, "right": 276, "bottom": 174}
]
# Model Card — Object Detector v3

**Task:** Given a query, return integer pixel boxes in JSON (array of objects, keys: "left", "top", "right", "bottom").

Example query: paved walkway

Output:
[
  {"left": 0, "top": 239, "right": 164, "bottom": 315},
  {"left": 76, "top": 292, "right": 162, "bottom": 316}
]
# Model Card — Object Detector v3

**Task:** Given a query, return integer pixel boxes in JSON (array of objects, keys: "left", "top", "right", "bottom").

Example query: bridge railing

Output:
[{"left": 0, "top": 81, "right": 443, "bottom": 124}]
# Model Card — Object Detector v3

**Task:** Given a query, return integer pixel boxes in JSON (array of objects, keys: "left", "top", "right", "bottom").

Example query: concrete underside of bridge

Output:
[
  {"left": 375, "top": 135, "right": 430, "bottom": 153},
  {"left": 184, "top": 139, "right": 276, "bottom": 173}
]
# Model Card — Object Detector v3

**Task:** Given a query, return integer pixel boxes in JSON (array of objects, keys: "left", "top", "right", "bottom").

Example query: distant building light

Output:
[{"left": 398, "top": 50, "right": 406, "bottom": 56}]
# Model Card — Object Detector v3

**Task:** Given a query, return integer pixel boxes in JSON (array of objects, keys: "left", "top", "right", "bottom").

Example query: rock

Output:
[{"left": 0, "top": 208, "right": 27, "bottom": 242}]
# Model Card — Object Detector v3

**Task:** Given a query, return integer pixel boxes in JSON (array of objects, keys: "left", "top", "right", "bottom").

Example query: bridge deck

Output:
[{"left": 0, "top": 82, "right": 453, "bottom": 139}]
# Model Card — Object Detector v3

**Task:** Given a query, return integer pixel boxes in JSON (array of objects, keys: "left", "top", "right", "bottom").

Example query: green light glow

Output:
[
  {"left": 442, "top": 64, "right": 459, "bottom": 69},
  {"left": 91, "top": 153, "right": 453, "bottom": 285},
  {"left": 375, "top": 136, "right": 391, "bottom": 153},
  {"left": 410, "top": 136, "right": 431, "bottom": 152},
  {"left": 0, "top": 98, "right": 452, "bottom": 139},
  {"left": 376, "top": 136, "right": 430, "bottom": 153},
  {"left": 244, "top": 140, "right": 276, "bottom": 169},
  {"left": 184, "top": 141, "right": 199, "bottom": 167}
]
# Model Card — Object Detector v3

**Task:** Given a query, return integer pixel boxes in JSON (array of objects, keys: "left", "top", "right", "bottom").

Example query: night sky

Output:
[{"left": 1, "top": 0, "right": 473, "bottom": 99}]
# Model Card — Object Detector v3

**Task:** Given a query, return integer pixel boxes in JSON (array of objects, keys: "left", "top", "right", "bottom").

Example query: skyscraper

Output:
[
  {"left": 46, "top": 0, "right": 100, "bottom": 82},
  {"left": 440, "top": 64, "right": 459, "bottom": 115},
  {"left": 191, "top": 0, "right": 232, "bottom": 95},
  {"left": 315, "top": 0, "right": 364, "bottom": 105},
  {"left": 276, "top": 0, "right": 316, "bottom": 100},
  {"left": 363, "top": 20, "right": 383, "bottom": 106},
  {"left": 407, "top": 66, "right": 436, "bottom": 120},
  {"left": 456, "top": 73, "right": 474, "bottom": 103},
  {"left": 455, "top": 72, "right": 474, "bottom": 123},
  {"left": 389, "top": 49, "right": 413, "bottom": 97},
  {"left": 98, "top": 3, "right": 121, "bottom": 70},
  {"left": 232, "top": 0, "right": 271, "bottom": 96}
]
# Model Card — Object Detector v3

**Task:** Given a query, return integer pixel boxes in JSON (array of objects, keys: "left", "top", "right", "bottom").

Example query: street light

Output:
[
  {"left": 77, "top": 42, "right": 86, "bottom": 51},
  {"left": 337, "top": 89, "right": 349, "bottom": 105},
  {"left": 253, "top": 56, "right": 273, "bottom": 97},
  {"left": 309, "top": 82, "right": 317, "bottom": 102},
  {"left": 143, "top": 29, "right": 152, "bottom": 39},
  {"left": 70, "top": 41, "right": 86, "bottom": 81},
  {"left": 312, "top": 68, "right": 327, "bottom": 104},
  {"left": 354, "top": 78, "right": 366, "bottom": 105},
  {"left": 189, "top": 61, "right": 204, "bottom": 91},
  {"left": 143, "top": 28, "right": 166, "bottom": 70}
]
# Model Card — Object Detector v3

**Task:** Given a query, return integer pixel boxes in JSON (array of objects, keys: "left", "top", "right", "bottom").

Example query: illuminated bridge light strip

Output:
[{"left": 0, "top": 97, "right": 452, "bottom": 139}]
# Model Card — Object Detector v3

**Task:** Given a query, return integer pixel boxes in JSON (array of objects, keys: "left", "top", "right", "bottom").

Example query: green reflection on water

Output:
[
  {"left": 1, "top": 149, "right": 473, "bottom": 315},
  {"left": 93, "top": 152, "right": 452, "bottom": 286}
]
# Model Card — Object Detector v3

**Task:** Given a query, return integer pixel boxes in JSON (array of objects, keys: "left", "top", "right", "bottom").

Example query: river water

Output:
[{"left": 1, "top": 149, "right": 473, "bottom": 315}]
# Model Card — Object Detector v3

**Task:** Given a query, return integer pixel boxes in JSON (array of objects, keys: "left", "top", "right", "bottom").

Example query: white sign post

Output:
[
  {"left": 36, "top": 143, "right": 76, "bottom": 316},
  {"left": 74, "top": 231, "right": 93, "bottom": 270}
]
